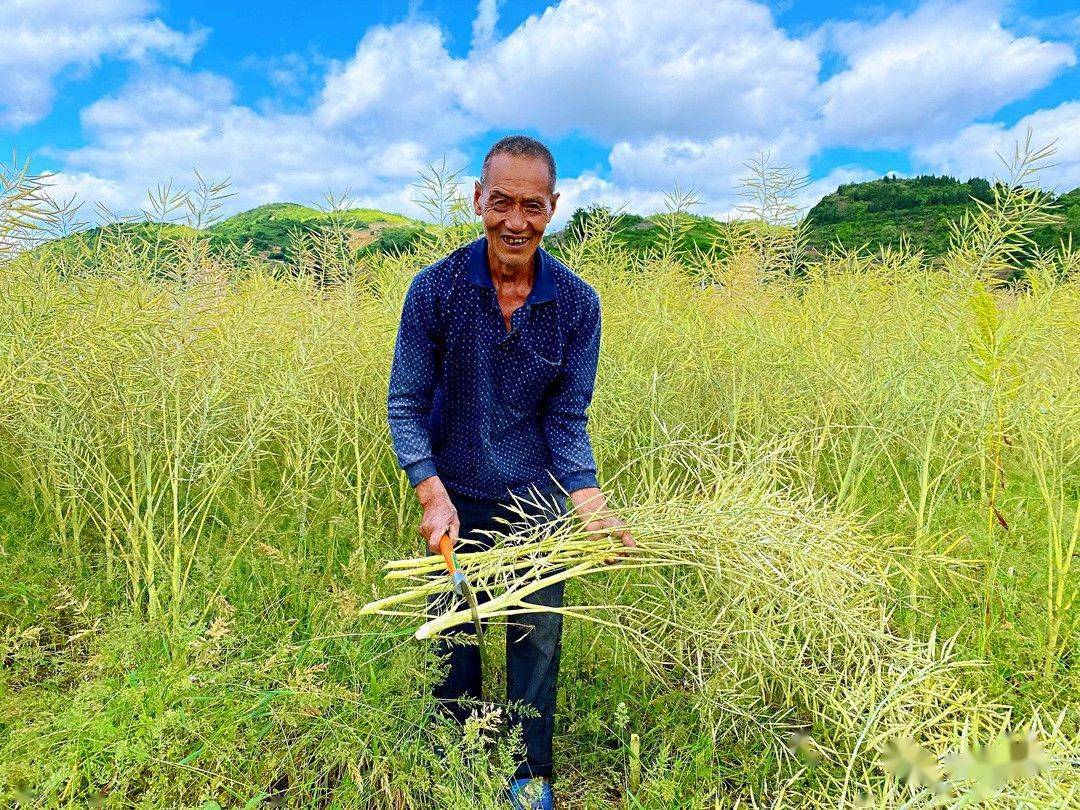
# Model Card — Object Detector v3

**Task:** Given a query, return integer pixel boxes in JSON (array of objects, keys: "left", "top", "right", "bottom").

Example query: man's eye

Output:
[
  {"left": 490, "top": 199, "right": 510, "bottom": 211},
  {"left": 525, "top": 204, "right": 543, "bottom": 215}
]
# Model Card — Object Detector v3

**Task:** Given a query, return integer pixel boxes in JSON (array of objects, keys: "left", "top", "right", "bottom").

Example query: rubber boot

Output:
[{"left": 508, "top": 777, "right": 554, "bottom": 810}]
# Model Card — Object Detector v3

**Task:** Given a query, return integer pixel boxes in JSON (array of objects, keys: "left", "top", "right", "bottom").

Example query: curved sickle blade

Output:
[{"left": 438, "top": 534, "right": 484, "bottom": 642}]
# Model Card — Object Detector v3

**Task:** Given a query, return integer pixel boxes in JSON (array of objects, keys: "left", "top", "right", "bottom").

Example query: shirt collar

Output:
[{"left": 467, "top": 236, "right": 556, "bottom": 304}]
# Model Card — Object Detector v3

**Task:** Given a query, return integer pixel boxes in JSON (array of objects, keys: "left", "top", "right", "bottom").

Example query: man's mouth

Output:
[{"left": 500, "top": 235, "right": 530, "bottom": 248}]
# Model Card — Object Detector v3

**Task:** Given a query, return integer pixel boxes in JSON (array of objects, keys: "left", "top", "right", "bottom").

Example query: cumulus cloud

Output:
[
  {"left": 607, "top": 132, "right": 817, "bottom": 198},
  {"left": 308, "top": 0, "right": 812, "bottom": 147},
  {"left": 549, "top": 133, "right": 856, "bottom": 225},
  {"left": 316, "top": 0, "right": 818, "bottom": 144},
  {"left": 0, "top": 0, "right": 204, "bottom": 128},
  {"left": 45, "top": 0, "right": 830, "bottom": 221},
  {"left": 304, "top": 0, "right": 826, "bottom": 220},
  {"left": 315, "top": 22, "right": 475, "bottom": 147},
  {"left": 42, "top": 171, "right": 128, "bottom": 212},
  {"left": 471, "top": 0, "right": 502, "bottom": 52},
  {"left": 461, "top": 0, "right": 818, "bottom": 142},
  {"left": 34, "top": 0, "right": 1078, "bottom": 226},
  {"left": 818, "top": 0, "right": 1076, "bottom": 148},
  {"left": 49, "top": 69, "right": 467, "bottom": 219},
  {"left": 550, "top": 173, "right": 670, "bottom": 226},
  {"left": 913, "top": 101, "right": 1080, "bottom": 192}
]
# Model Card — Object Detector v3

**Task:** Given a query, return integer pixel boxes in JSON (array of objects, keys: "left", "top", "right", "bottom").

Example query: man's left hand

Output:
[{"left": 569, "top": 486, "right": 635, "bottom": 564}]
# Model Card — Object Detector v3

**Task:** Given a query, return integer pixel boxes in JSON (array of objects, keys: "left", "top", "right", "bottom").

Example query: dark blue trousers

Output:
[{"left": 429, "top": 486, "right": 568, "bottom": 780}]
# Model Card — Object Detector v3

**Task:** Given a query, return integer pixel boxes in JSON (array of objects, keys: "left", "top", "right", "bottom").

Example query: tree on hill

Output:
[
  {"left": 805, "top": 175, "right": 1030, "bottom": 256},
  {"left": 1031, "top": 187, "right": 1080, "bottom": 253}
]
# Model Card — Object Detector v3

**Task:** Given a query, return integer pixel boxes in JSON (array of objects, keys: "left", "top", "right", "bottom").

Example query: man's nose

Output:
[{"left": 507, "top": 207, "right": 527, "bottom": 231}]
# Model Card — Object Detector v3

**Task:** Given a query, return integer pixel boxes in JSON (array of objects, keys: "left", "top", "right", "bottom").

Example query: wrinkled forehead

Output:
[{"left": 482, "top": 154, "right": 555, "bottom": 198}]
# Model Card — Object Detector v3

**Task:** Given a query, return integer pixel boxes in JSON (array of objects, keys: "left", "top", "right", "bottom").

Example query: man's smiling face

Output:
[{"left": 473, "top": 152, "right": 559, "bottom": 272}]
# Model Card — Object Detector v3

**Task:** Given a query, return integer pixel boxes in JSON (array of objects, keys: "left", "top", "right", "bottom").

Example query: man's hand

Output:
[
  {"left": 569, "top": 486, "right": 634, "bottom": 563},
  {"left": 416, "top": 475, "right": 460, "bottom": 554}
]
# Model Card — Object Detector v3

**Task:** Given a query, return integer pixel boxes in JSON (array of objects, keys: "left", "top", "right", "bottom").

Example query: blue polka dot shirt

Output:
[{"left": 387, "top": 236, "right": 602, "bottom": 502}]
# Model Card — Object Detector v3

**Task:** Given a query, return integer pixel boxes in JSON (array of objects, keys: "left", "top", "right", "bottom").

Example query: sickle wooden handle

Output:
[{"left": 438, "top": 532, "right": 455, "bottom": 575}]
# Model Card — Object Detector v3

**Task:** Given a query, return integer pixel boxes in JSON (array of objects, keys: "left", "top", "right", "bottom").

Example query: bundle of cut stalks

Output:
[
  {"left": 360, "top": 494, "right": 642, "bottom": 640},
  {"left": 361, "top": 465, "right": 1080, "bottom": 806}
]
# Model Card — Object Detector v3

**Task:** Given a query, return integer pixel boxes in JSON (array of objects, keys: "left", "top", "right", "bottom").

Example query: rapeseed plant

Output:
[{"left": 0, "top": 149, "right": 1077, "bottom": 806}]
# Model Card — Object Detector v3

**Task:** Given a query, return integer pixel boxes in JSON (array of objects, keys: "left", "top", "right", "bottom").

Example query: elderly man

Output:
[{"left": 386, "top": 135, "right": 633, "bottom": 807}]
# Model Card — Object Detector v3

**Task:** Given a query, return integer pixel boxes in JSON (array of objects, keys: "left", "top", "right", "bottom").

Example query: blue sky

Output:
[{"left": 4, "top": 0, "right": 1079, "bottom": 224}]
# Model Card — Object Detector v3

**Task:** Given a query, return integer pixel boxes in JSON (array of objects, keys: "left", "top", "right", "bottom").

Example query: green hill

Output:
[
  {"left": 550, "top": 208, "right": 730, "bottom": 255},
  {"left": 208, "top": 203, "right": 423, "bottom": 260},
  {"left": 1032, "top": 187, "right": 1080, "bottom": 252},
  {"left": 32, "top": 221, "right": 201, "bottom": 264},
  {"left": 35, "top": 204, "right": 428, "bottom": 267},
  {"left": 804, "top": 174, "right": 1080, "bottom": 256},
  {"left": 555, "top": 175, "right": 1080, "bottom": 262},
  {"left": 34, "top": 180, "right": 1080, "bottom": 270}
]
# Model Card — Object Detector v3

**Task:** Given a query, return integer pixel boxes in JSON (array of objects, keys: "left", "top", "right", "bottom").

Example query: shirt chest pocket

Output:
[{"left": 497, "top": 342, "right": 562, "bottom": 419}]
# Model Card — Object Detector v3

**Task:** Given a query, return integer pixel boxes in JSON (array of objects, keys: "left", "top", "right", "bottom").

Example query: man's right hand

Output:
[{"left": 416, "top": 475, "right": 460, "bottom": 554}]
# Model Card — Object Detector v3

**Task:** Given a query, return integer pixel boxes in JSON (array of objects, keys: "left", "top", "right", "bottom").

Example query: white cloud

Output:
[
  {"left": 913, "top": 101, "right": 1080, "bottom": 192},
  {"left": 47, "top": 0, "right": 828, "bottom": 221},
  {"left": 42, "top": 171, "right": 128, "bottom": 212},
  {"left": 471, "top": 0, "right": 502, "bottom": 51},
  {"left": 302, "top": 0, "right": 825, "bottom": 220},
  {"left": 314, "top": 0, "right": 819, "bottom": 144},
  {"left": 546, "top": 173, "right": 669, "bottom": 227},
  {"left": 550, "top": 132, "right": 847, "bottom": 224},
  {"left": 49, "top": 69, "right": 467, "bottom": 219},
  {"left": 315, "top": 22, "right": 475, "bottom": 147},
  {"left": 607, "top": 132, "right": 817, "bottom": 198},
  {"left": 0, "top": 0, "right": 204, "bottom": 128},
  {"left": 461, "top": 0, "right": 819, "bottom": 142},
  {"left": 80, "top": 70, "right": 234, "bottom": 133},
  {"left": 818, "top": 0, "right": 1076, "bottom": 147},
  {"left": 34, "top": 0, "right": 1080, "bottom": 227}
]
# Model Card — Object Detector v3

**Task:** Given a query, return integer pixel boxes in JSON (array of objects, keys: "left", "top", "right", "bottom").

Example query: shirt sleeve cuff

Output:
[
  {"left": 404, "top": 458, "right": 438, "bottom": 487},
  {"left": 558, "top": 470, "right": 599, "bottom": 492}
]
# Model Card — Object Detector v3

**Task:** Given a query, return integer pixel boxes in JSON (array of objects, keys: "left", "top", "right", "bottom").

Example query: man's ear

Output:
[
  {"left": 473, "top": 181, "right": 483, "bottom": 217},
  {"left": 549, "top": 191, "right": 559, "bottom": 220}
]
